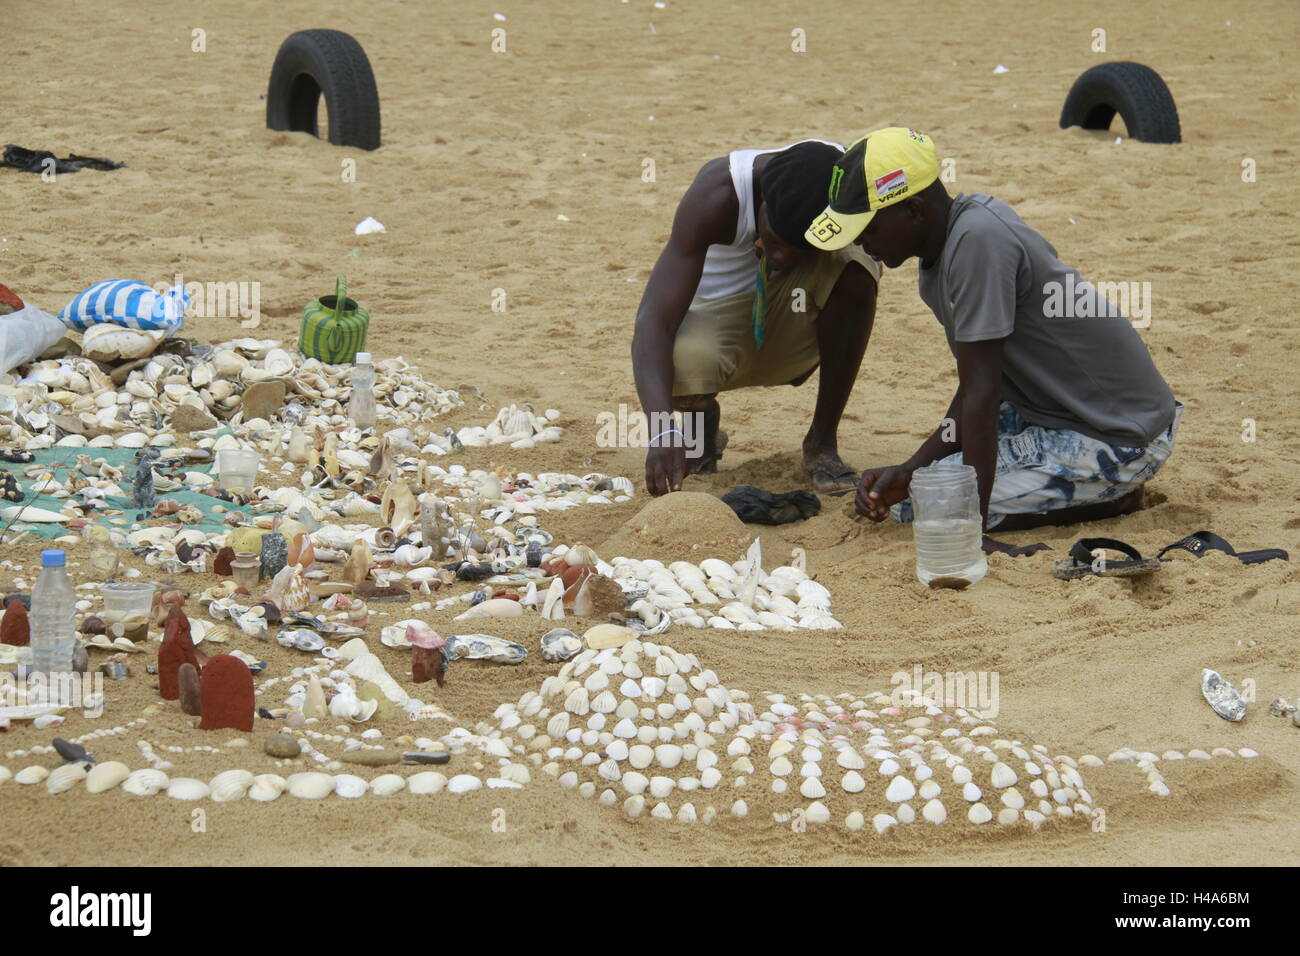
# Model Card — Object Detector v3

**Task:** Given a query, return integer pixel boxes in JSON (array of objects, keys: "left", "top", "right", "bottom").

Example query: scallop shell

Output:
[
  {"left": 122, "top": 769, "right": 169, "bottom": 796},
  {"left": 45, "top": 763, "right": 88, "bottom": 794},
  {"left": 287, "top": 772, "right": 334, "bottom": 799},
  {"left": 14, "top": 766, "right": 49, "bottom": 785},
  {"left": 167, "top": 777, "right": 211, "bottom": 801},
  {"left": 209, "top": 769, "right": 254, "bottom": 803},
  {"left": 248, "top": 774, "right": 287, "bottom": 802},
  {"left": 86, "top": 761, "right": 131, "bottom": 794},
  {"left": 407, "top": 771, "right": 447, "bottom": 795},
  {"left": 332, "top": 774, "right": 369, "bottom": 799},
  {"left": 370, "top": 773, "right": 406, "bottom": 796}
]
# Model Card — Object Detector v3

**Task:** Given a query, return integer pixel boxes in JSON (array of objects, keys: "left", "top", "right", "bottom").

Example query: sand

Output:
[{"left": 2, "top": 0, "right": 1298, "bottom": 866}]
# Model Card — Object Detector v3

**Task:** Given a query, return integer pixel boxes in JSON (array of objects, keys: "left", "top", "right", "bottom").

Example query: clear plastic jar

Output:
[{"left": 909, "top": 461, "right": 987, "bottom": 589}]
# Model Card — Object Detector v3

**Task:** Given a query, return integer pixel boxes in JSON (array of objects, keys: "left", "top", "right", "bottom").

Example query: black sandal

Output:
[
  {"left": 1053, "top": 537, "right": 1166, "bottom": 580},
  {"left": 1157, "top": 530, "right": 1289, "bottom": 565}
]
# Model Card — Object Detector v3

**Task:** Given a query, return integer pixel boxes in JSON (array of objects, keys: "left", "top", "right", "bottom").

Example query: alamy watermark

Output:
[
  {"left": 0, "top": 671, "right": 105, "bottom": 718},
  {"left": 1043, "top": 274, "right": 1151, "bottom": 328},
  {"left": 595, "top": 405, "right": 706, "bottom": 459},
  {"left": 152, "top": 273, "right": 261, "bottom": 328},
  {"left": 890, "top": 664, "right": 1000, "bottom": 718}
]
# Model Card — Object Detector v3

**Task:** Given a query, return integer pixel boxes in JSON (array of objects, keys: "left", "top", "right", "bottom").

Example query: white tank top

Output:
[{"left": 693, "top": 138, "right": 843, "bottom": 302}]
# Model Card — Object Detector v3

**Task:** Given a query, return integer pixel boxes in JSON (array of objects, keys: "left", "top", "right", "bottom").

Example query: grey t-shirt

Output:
[{"left": 917, "top": 193, "right": 1176, "bottom": 446}]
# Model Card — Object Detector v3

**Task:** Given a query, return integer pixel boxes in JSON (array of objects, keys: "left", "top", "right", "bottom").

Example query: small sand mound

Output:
[{"left": 600, "top": 492, "right": 767, "bottom": 562}]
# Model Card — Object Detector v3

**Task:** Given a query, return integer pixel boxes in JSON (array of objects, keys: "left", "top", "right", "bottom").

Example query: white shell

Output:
[
  {"left": 408, "top": 771, "right": 447, "bottom": 794},
  {"left": 85, "top": 761, "right": 130, "bottom": 794},
  {"left": 287, "top": 772, "right": 334, "bottom": 799},
  {"left": 248, "top": 774, "right": 287, "bottom": 802},
  {"left": 209, "top": 769, "right": 254, "bottom": 803},
  {"left": 45, "top": 763, "right": 88, "bottom": 794},
  {"left": 370, "top": 773, "right": 406, "bottom": 796},
  {"left": 333, "top": 774, "right": 369, "bottom": 799},
  {"left": 447, "top": 774, "right": 482, "bottom": 794},
  {"left": 167, "top": 778, "right": 211, "bottom": 801},
  {"left": 122, "top": 769, "right": 169, "bottom": 796}
]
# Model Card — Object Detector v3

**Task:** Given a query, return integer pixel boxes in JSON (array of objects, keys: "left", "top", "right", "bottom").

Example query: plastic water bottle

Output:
[
  {"left": 348, "top": 352, "right": 377, "bottom": 429},
  {"left": 909, "top": 462, "right": 988, "bottom": 589},
  {"left": 31, "top": 549, "right": 77, "bottom": 675}
]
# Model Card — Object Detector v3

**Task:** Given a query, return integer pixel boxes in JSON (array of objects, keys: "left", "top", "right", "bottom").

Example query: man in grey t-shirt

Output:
[{"left": 804, "top": 127, "right": 1180, "bottom": 555}]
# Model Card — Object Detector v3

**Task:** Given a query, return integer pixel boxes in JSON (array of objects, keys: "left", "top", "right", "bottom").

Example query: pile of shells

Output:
[{"left": 0, "top": 337, "right": 463, "bottom": 451}]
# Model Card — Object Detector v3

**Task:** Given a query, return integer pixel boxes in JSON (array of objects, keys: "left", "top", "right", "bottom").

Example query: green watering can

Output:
[{"left": 299, "top": 274, "right": 369, "bottom": 364}]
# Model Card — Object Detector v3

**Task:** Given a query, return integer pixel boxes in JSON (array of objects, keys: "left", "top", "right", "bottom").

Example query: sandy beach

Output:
[{"left": 2, "top": 0, "right": 1298, "bottom": 866}]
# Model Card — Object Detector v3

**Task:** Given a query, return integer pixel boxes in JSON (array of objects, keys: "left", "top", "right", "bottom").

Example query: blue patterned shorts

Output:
[{"left": 892, "top": 402, "right": 1182, "bottom": 529}]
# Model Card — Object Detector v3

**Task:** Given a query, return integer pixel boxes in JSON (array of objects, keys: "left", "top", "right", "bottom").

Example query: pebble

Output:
[
  {"left": 263, "top": 735, "right": 301, "bottom": 759},
  {"left": 402, "top": 751, "right": 451, "bottom": 765},
  {"left": 341, "top": 749, "right": 401, "bottom": 767}
]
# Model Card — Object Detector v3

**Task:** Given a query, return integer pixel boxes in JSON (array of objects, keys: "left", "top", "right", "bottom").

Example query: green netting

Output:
[{"left": 4, "top": 445, "right": 256, "bottom": 539}]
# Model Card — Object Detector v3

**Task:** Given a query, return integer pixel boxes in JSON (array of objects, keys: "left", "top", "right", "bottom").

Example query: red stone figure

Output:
[
  {"left": 198, "top": 655, "right": 255, "bottom": 732},
  {"left": 157, "top": 606, "right": 203, "bottom": 700},
  {"left": 0, "top": 599, "right": 29, "bottom": 646}
]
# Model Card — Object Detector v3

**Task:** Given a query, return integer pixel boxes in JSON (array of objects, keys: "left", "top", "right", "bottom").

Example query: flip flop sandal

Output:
[
  {"left": 809, "top": 462, "right": 859, "bottom": 497},
  {"left": 688, "top": 429, "right": 728, "bottom": 475},
  {"left": 1157, "top": 530, "right": 1289, "bottom": 565},
  {"left": 1052, "top": 537, "right": 1166, "bottom": 580}
]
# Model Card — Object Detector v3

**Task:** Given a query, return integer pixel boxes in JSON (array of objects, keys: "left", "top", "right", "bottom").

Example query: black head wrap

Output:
[{"left": 759, "top": 141, "right": 844, "bottom": 248}]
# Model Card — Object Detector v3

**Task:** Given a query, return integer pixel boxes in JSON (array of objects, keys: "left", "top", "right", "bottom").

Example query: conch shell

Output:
[
  {"left": 380, "top": 481, "right": 418, "bottom": 538},
  {"left": 267, "top": 565, "right": 310, "bottom": 613}
]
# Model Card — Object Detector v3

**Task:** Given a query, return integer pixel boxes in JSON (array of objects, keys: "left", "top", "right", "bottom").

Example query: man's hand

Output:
[
  {"left": 645, "top": 444, "right": 687, "bottom": 497},
  {"left": 982, "top": 535, "right": 1051, "bottom": 557},
  {"left": 855, "top": 464, "right": 914, "bottom": 521}
]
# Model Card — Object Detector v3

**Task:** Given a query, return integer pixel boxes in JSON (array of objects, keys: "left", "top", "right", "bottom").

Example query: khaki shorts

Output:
[{"left": 671, "top": 247, "right": 877, "bottom": 395}]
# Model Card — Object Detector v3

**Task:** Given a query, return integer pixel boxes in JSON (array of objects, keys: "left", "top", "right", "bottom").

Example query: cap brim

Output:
[{"left": 804, "top": 206, "right": 874, "bottom": 251}]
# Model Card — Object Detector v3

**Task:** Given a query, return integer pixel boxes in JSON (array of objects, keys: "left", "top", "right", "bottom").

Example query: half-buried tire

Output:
[
  {"left": 266, "top": 29, "right": 381, "bottom": 150},
  {"left": 1059, "top": 62, "right": 1180, "bottom": 144}
]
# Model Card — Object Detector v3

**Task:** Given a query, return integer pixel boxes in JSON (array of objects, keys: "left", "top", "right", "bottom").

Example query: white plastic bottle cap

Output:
[{"left": 355, "top": 352, "right": 371, "bottom": 364}]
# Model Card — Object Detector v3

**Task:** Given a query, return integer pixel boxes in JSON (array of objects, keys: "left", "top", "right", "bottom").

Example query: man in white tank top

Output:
[{"left": 632, "top": 140, "right": 882, "bottom": 496}]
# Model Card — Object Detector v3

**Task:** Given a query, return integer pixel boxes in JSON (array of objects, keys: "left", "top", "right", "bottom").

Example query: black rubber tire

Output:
[
  {"left": 1059, "top": 61, "right": 1180, "bottom": 144},
  {"left": 266, "top": 29, "right": 381, "bottom": 150}
]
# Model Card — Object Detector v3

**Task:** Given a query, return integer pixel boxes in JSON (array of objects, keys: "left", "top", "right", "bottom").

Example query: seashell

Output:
[
  {"left": 541, "top": 628, "right": 582, "bottom": 663},
  {"left": 370, "top": 773, "right": 406, "bottom": 796},
  {"left": 447, "top": 774, "right": 482, "bottom": 794},
  {"left": 249, "top": 774, "right": 287, "bottom": 802},
  {"left": 86, "top": 761, "right": 131, "bottom": 794},
  {"left": 267, "top": 564, "right": 311, "bottom": 613},
  {"left": 263, "top": 348, "right": 295, "bottom": 377},
  {"left": 445, "top": 633, "right": 527, "bottom": 664},
  {"left": 167, "top": 778, "right": 211, "bottom": 801},
  {"left": 329, "top": 685, "right": 379, "bottom": 722},
  {"left": 122, "top": 769, "right": 169, "bottom": 796},
  {"left": 82, "top": 324, "right": 166, "bottom": 362},
  {"left": 209, "top": 769, "right": 254, "bottom": 802},
  {"left": 392, "top": 544, "right": 432, "bottom": 567},
  {"left": 287, "top": 772, "right": 334, "bottom": 799},
  {"left": 380, "top": 481, "right": 419, "bottom": 537},
  {"left": 15, "top": 766, "right": 50, "bottom": 785},
  {"left": 46, "top": 763, "right": 88, "bottom": 794},
  {"left": 408, "top": 771, "right": 447, "bottom": 794},
  {"left": 1201, "top": 668, "right": 1246, "bottom": 721},
  {"left": 564, "top": 543, "right": 600, "bottom": 566},
  {"left": 1, "top": 504, "right": 69, "bottom": 523},
  {"left": 454, "top": 597, "right": 523, "bottom": 620},
  {"left": 333, "top": 774, "right": 369, "bottom": 798}
]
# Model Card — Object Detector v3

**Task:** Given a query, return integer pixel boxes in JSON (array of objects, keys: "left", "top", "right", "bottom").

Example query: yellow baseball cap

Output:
[{"left": 804, "top": 127, "right": 940, "bottom": 251}]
